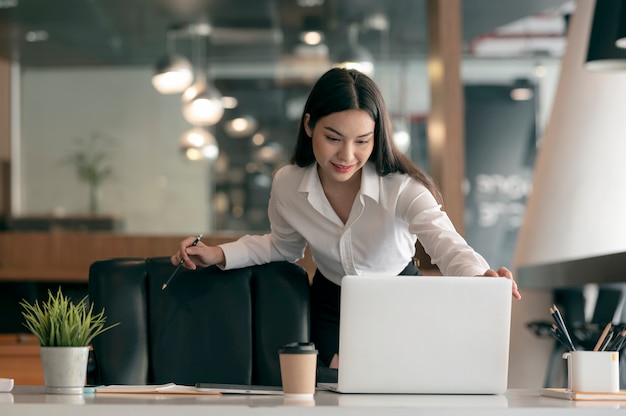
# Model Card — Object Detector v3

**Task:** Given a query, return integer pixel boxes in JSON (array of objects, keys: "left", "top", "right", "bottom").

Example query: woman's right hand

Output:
[{"left": 171, "top": 236, "right": 226, "bottom": 270}]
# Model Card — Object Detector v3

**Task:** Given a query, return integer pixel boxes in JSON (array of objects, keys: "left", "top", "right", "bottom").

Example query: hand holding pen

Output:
[
  {"left": 171, "top": 234, "right": 226, "bottom": 272},
  {"left": 163, "top": 233, "right": 203, "bottom": 290}
]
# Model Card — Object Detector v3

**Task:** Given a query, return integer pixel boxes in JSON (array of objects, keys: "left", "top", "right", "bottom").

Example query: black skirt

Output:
[{"left": 309, "top": 261, "right": 420, "bottom": 366}]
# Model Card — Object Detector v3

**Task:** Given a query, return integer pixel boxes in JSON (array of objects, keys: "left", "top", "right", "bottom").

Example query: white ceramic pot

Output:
[{"left": 40, "top": 346, "right": 89, "bottom": 394}]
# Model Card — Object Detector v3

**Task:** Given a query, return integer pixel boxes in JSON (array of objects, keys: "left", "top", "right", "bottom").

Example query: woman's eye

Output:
[{"left": 326, "top": 136, "right": 340, "bottom": 142}]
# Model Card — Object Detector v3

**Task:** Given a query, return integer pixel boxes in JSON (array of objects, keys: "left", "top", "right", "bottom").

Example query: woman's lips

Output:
[{"left": 332, "top": 163, "right": 353, "bottom": 173}]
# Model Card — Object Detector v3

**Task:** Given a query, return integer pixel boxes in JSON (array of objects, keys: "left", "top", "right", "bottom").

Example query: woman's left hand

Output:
[{"left": 482, "top": 267, "right": 521, "bottom": 300}]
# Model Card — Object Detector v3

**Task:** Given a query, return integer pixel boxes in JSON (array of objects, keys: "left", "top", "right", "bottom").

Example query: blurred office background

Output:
[
  {"left": 7, "top": 0, "right": 625, "bottom": 389},
  {"left": 0, "top": 0, "right": 569, "bottom": 239}
]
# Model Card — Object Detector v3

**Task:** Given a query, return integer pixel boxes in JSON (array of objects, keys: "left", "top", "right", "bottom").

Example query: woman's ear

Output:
[{"left": 303, "top": 114, "right": 312, "bottom": 137}]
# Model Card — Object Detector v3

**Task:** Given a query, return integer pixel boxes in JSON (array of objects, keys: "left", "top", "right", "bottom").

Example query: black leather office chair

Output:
[{"left": 88, "top": 258, "right": 310, "bottom": 386}]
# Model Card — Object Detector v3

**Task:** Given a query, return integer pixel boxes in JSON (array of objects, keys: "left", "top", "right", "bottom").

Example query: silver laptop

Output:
[{"left": 318, "top": 275, "right": 512, "bottom": 394}]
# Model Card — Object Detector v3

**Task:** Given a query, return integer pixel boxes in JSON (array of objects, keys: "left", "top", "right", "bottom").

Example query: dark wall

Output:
[
  {"left": 0, "top": 282, "right": 88, "bottom": 333},
  {"left": 463, "top": 83, "right": 537, "bottom": 269}
]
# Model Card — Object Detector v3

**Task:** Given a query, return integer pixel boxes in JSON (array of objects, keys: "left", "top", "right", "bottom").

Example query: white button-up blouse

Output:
[{"left": 219, "top": 162, "right": 490, "bottom": 286}]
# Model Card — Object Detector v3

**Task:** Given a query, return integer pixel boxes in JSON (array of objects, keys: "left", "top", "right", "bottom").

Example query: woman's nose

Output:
[{"left": 338, "top": 142, "right": 354, "bottom": 161}]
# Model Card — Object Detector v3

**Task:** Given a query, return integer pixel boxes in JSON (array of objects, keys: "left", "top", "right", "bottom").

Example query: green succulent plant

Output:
[{"left": 20, "top": 287, "right": 119, "bottom": 347}]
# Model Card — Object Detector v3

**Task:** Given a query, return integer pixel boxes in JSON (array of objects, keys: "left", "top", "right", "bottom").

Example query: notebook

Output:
[
  {"left": 195, "top": 383, "right": 283, "bottom": 395},
  {"left": 318, "top": 275, "right": 512, "bottom": 394}
]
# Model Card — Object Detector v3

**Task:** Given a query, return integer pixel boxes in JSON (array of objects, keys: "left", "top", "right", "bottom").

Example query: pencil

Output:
[
  {"left": 593, "top": 322, "right": 612, "bottom": 351},
  {"left": 550, "top": 305, "right": 576, "bottom": 351},
  {"left": 550, "top": 324, "right": 570, "bottom": 350},
  {"left": 599, "top": 331, "right": 614, "bottom": 351},
  {"left": 162, "top": 234, "right": 203, "bottom": 290}
]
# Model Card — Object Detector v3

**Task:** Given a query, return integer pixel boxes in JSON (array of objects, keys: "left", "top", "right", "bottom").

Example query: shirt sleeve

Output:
[
  {"left": 398, "top": 179, "right": 490, "bottom": 277},
  {"left": 219, "top": 169, "right": 307, "bottom": 270}
]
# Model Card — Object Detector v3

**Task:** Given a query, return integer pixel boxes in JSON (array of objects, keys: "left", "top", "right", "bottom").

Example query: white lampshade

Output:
[
  {"left": 151, "top": 54, "right": 193, "bottom": 94},
  {"left": 514, "top": 0, "right": 626, "bottom": 271},
  {"left": 181, "top": 81, "right": 224, "bottom": 126},
  {"left": 179, "top": 127, "right": 219, "bottom": 161}
]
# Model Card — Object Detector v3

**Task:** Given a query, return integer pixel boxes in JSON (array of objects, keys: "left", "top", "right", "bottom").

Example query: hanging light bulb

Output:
[
  {"left": 180, "top": 22, "right": 223, "bottom": 126},
  {"left": 509, "top": 79, "right": 534, "bottom": 101},
  {"left": 224, "top": 115, "right": 258, "bottom": 138},
  {"left": 179, "top": 127, "right": 219, "bottom": 161},
  {"left": 151, "top": 27, "right": 193, "bottom": 94},
  {"left": 181, "top": 77, "right": 224, "bottom": 126},
  {"left": 151, "top": 54, "right": 193, "bottom": 94}
]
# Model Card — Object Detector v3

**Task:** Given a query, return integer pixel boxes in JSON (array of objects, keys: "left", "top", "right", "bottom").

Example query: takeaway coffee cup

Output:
[
  {"left": 562, "top": 351, "right": 620, "bottom": 393},
  {"left": 278, "top": 342, "right": 318, "bottom": 398}
]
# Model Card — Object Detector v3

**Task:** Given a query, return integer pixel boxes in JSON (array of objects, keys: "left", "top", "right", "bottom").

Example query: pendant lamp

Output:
[
  {"left": 151, "top": 54, "right": 193, "bottom": 94},
  {"left": 180, "top": 23, "right": 224, "bottom": 126},
  {"left": 585, "top": 0, "right": 626, "bottom": 71},
  {"left": 152, "top": 28, "right": 193, "bottom": 94},
  {"left": 179, "top": 127, "right": 219, "bottom": 161},
  {"left": 181, "top": 75, "right": 224, "bottom": 126},
  {"left": 333, "top": 23, "right": 374, "bottom": 76}
]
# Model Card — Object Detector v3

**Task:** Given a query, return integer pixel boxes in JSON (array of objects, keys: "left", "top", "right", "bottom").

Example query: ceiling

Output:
[{"left": 0, "top": 0, "right": 572, "bottom": 69}]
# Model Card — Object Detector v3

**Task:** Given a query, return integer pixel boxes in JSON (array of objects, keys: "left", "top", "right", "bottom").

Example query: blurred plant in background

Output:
[{"left": 62, "top": 131, "right": 116, "bottom": 214}]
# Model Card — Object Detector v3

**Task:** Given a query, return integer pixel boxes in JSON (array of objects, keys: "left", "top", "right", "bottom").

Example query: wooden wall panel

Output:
[
  {"left": 0, "top": 232, "right": 316, "bottom": 281},
  {"left": 0, "top": 335, "right": 43, "bottom": 385}
]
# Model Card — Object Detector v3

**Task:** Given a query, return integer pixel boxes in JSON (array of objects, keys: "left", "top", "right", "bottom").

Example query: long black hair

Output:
[{"left": 290, "top": 67, "right": 442, "bottom": 203}]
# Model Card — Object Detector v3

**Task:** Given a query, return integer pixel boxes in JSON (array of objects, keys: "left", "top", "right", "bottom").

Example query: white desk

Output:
[{"left": 2, "top": 387, "right": 626, "bottom": 415}]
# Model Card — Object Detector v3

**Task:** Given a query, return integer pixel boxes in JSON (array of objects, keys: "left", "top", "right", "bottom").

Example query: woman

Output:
[{"left": 172, "top": 68, "right": 521, "bottom": 369}]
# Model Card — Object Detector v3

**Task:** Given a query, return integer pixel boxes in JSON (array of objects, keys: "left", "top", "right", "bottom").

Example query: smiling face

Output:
[{"left": 304, "top": 109, "right": 375, "bottom": 188}]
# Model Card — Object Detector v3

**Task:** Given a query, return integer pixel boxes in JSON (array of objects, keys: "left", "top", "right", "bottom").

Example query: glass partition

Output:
[{"left": 13, "top": 1, "right": 566, "bottom": 259}]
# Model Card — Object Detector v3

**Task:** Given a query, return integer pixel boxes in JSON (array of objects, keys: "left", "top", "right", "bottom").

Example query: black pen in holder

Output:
[
  {"left": 162, "top": 234, "right": 202, "bottom": 290},
  {"left": 550, "top": 305, "right": 576, "bottom": 352}
]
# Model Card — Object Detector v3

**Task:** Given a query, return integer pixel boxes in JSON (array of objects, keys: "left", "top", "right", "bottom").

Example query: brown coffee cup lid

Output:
[{"left": 279, "top": 341, "right": 318, "bottom": 354}]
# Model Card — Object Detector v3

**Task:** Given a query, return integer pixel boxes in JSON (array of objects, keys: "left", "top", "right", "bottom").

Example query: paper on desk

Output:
[{"left": 95, "top": 382, "right": 220, "bottom": 395}]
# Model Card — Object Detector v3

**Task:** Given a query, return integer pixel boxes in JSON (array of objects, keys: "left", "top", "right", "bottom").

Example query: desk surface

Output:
[{"left": 2, "top": 387, "right": 626, "bottom": 415}]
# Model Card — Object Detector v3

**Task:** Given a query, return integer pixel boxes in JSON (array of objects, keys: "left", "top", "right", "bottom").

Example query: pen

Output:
[
  {"left": 550, "top": 324, "right": 570, "bottom": 350},
  {"left": 550, "top": 305, "right": 576, "bottom": 351},
  {"left": 162, "top": 233, "right": 202, "bottom": 290},
  {"left": 612, "top": 329, "right": 626, "bottom": 351}
]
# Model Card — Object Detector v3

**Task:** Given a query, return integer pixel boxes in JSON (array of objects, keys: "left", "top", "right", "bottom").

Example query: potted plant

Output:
[
  {"left": 62, "top": 130, "right": 116, "bottom": 214},
  {"left": 20, "top": 287, "right": 120, "bottom": 394}
]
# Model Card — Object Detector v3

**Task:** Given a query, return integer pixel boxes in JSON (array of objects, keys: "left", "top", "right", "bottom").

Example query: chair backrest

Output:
[
  {"left": 554, "top": 288, "right": 586, "bottom": 328},
  {"left": 591, "top": 286, "right": 625, "bottom": 325},
  {"left": 88, "top": 258, "right": 310, "bottom": 386}
]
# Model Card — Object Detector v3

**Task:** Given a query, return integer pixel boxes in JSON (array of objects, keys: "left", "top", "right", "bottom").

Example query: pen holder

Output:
[{"left": 562, "top": 351, "right": 620, "bottom": 393}]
